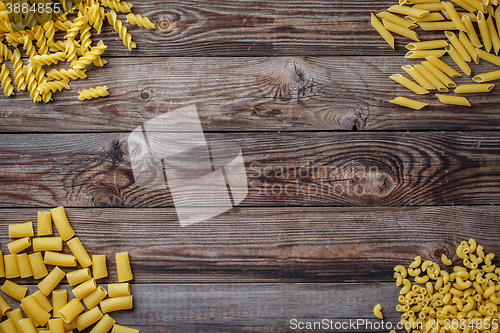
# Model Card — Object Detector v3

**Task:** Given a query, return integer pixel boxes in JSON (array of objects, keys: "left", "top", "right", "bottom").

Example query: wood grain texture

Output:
[
  {"left": 0, "top": 283, "right": 401, "bottom": 332},
  {"left": 1, "top": 57, "right": 500, "bottom": 133},
  {"left": 0, "top": 207, "right": 498, "bottom": 283},
  {"left": 1, "top": 132, "right": 500, "bottom": 207}
]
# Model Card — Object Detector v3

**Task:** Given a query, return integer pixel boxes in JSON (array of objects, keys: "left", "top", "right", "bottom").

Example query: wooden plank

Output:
[
  {"left": 1, "top": 283, "right": 401, "bottom": 332},
  {"left": 1, "top": 57, "right": 500, "bottom": 133},
  {"left": 0, "top": 207, "right": 498, "bottom": 283},
  {"left": 1, "top": 132, "right": 500, "bottom": 208}
]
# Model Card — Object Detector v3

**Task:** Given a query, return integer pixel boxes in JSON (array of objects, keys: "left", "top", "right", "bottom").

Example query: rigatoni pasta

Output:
[
  {"left": 50, "top": 206, "right": 75, "bottom": 241},
  {"left": 90, "top": 314, "right": 116, "bottom": 333},
  {"left": 67, "top": 268, "right": 92, "bottom": 286},
  {"left": 17, "top": 253, "right": 33, "bottom": 278},
  {"left": 59, "top": 298, "right": 85, "bottom": 323},
  {"left": 83, "top": 286, "right": 108, "bottom": 310},
  {"left": 1, "top": 280, "right": 27, "bottom": 301},
  {"left": 32, "top": 237, "right": 63, "bottom": 252},
  {"left": 112, "top": 324, "right": 139, "bottom": 333},
  {"left": 116, "top": 252, "right": 134, "bottom": 282},
  {"left": 32, "top": 290, "right": 53, "bottom": 313},
  {"left": 7, "top": 237, "right": 31, "bottom": 254},
  {"left": 52, "top": 290, "right": 67, "bottom": 318},
  {"left": 73, "top": 279, "right": 97, "bottom": 300},
  {"left": 28, "top": 252, "right": 48, "bottom": 279},
  {"left": 100, "top": 295, "right": 133, "bottom": 313},
  {"left": 108, "top": 283, "right": 130, "bottom": 297},
  {"left": 44, "top": 251, "right": 77, "bottom": 267},
  {"left": 93, "top": 255, "right": 108, "bottom": 279},
  {"left": 9, "top": 222, "right": 34, "bottom": 238},
  {"left": 37, "top": 211, "right": 52, "bottom": 236},
  {"left": 75, "top": 307, "right": 104, "bottom": 331},
  {"left": 67, "top": 237, "right": 92, "bottom": 268},
  {"left": 4, "top": 254, "right": 20, "bottom": 279},
  {"left": 38, "top": 266, "right": 66, "bottom": 296},
  {"left": 21, "top": 295, "right": 51, "bottom": 326}
]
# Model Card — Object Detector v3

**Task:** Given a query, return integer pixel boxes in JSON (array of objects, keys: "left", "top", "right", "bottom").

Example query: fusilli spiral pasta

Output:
[
  {"left": 47, "top": 68, "right": 87, "bottom": 81},
  {"left": 78, "top": 85, "right": 109, "bottom": 100},
  {"left": 107, "top": 10, "right": 136, "bottom": 51},
  {"left": 126, "top": 14, "right": 155, "bottom": 30},
  {"left": 31, "top": 52, "right": 67, "bottom": 66},
  {"left": 101, "top": 0, "right": 132, "bottom": 13},
  {"left": 37, "top": 80, "right": 70, "bottom": 93},
  {"left": 71, "top": 40, "right": 106, "bottom": 69},
  {"left": 0, "top": 64, "right": 14, "bottom": 96},
  {"left": 10, "top": 48, "right": 26, "bottom": 91}
]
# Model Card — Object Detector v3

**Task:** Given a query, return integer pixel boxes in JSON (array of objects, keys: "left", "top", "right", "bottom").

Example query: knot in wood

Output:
[
  {"left": 158, "top": 19, "right": 170, "bottom": 31},
  {"left": 140, "top": 90, "right": 152, "bottom": 100}
]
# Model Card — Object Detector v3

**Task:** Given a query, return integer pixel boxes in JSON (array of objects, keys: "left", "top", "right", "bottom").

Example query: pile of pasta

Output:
[
  {"left": 0, "top": 206, "right": 138, "bottom": 333},
  {"left": 0, "top": 0, "right": 156, "bottom": 102},
  {"left": 390, "top": 239, "right": 500, "bottom": 332},
  {"left": 371, "top": 0, "right": 500, "bottom": 109}
]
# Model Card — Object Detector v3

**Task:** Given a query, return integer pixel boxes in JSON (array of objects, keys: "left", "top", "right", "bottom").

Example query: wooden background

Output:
[{"left": 1, "top": 0, "right": 500, "bottom": 331}]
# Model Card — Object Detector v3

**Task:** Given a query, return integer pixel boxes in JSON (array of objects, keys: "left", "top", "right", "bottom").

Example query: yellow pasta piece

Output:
[
  {"left": 83, "top": 286, "right": 108, "bottom": 310},
  {"left": 28, "top": 252, "right": 48, "bottom": 279},
  {"left": 421, "top": 61, "right": 456, "bottom": 88},
  {"left": 72, "top": 279, "right": 97, "bottom": 300},
  {"left": 458, "top": 31, "right": 479, "bottom": 63},
  {"left": 107, "top": 10, "right": 136, "bottom": 51},
  {"left": 462, "top": 15, "right": 482, "bottom": 48},
  {"left": 18, "top": 319, "right": 37, "bottom": 333},
  {"left": 6, "top": 308, "right": 23, "bottom": 333},
  {"left": 116, "top": 252, "right": 134, "bottom": 282},
  {"left": 32, "top": 290, "right": 52, "bottom": 314},
  {"left": 32, "top": 237, "right": 63, "bottom": 252},
  {"left": 38, "top": 266, "right": 66, "bottom": 296},
  {"left": 425, "top": 55, "right": 461, "bottom": 77},
  {"left": 75, "top": 307, "right": 104, "bottom": 331},
  {"left": 67, "top": 237, "right": 92, "bottom": 268},
  {"left": 49, "top": 206, "right": 75, "bottom": 241},
  {"left": 418, "top": 21, "right": 458, "bottom": 30},
  {"left": 445, "top": 31, "right": 471, "bottom": 62},
  {"left": 101, "top": 0, "right": 133, "bottom": 12},
  {"left": 127, "top": 13, "right": 156, "bottom": 29},
  {"left": 100, "top": 295, "right": 133, "bottom": 313},
  {"left": 487, "top": 15, "right": 500, "bottom": 54},
  {"left": 414, "top": 64, "right": 449, "bottom": 92},
  {"left": 402, "top": 65, "right": 435, "bottom": 89},
  {"left": 59, "top": 298, "right": 85, "bottom": 323},
  {"left": 1, "top": 280, "right": 27, "bottom": 301},
  {"left": 405, "top": 49, "right": 446, "bottom": 58},
  {"left": 442, "top": 2, "right": 468, "bottom": 31},
  {"left": 17, "top": 252, "right": 33, "bottom": 278},
  {"left": 390, "top": 97, "right": 428, "bottom": 110},
  {"left": 78, "top": 86, "right": 110, "bottom": 101},
  {"left": 67, "top": 268, "right": 92, "bottom": 286},
  {"left": 37, "top": 211, "right": 52, "bottom": 236},
  {"left": 21, "top": 295, "right": 51, "bottom": 326},
  {"left": 445, "top": 44, "right": 471, "bottom": 75},
  {"left": 20, "top": 303, "right": 40, "bottom": 327},
  {"left": 90, "top": 314, "right": 116, "bottom": 333},
  {"left": 0, "top": 251, "right": 5, "bottom": 278},
  {"left": 405, "top": 12, "right": 445, "bottom": 23},
  {"left": 442, "top": 254, "right": 453, "bottom": 265},
  {"left": 373, "top": 303, "right": 383, "bottom": 319},
  {"left": 413, "top": 3, "right": 445, "bottom": 10},
  {"left": 371, "top": 14, "right": 395, "bottom": 49},
  {"left": 112, "top": 324, "right": 139, "bottom": 333},
  {"left": 7, "top": 237, "right": 31, "bottom": 254},
  {"left": 0, "top": 319, "right": 18, "bottom": 333},
  {"left": 477, "top": 47, "right": 500, "bottom": 66},
  {"left": 44, "top": 251, "right": 77, "bottom": 267},
  {"left": 478, "top": 11, "right": 493, "bottom": 52},
  {"left": 0, "top": 294, "right": 11, "bottom": 316},
  {"left": 473, "top": 69, "right": 500, "bottom": 82},
  {"left": 377, "top": 12, "right": 418, "bottom": 29},
  {"left": 454, "top": 83, "right": 495, "bottom": 93},
  {"left": 406, "top": 40, "right": 448, "bottom": 50},
  {"left": 382, "top": 19, "right": 420, "bottom": 41},
  {"left": 48, "top": 318, "right": 65, "bottom": 333},
  {"left": 390, "top": 74, "right": 429, "bottom": 94},
  {"left": 387, "top": 5, "right": 430, "bottom": 17},
  {"left": 9, "top": 222, "right": 34, "bottom": 238},
  {"left": 53, "top": 290, "right": 67, "bottom": 318},
  {"left": 436, "top": 93, "right": 471, "bottom": 106},
  {"left": 1, "top": 64, "right": 15, "bottom": 97},
  {"left": 93, "top": 255, "right": 108, "bottom": 279},
  {"left": 108, "top": 283, "right": 130, "bottom": 297},
  {"left": 5, "top": 254, "right": 20, "bottom": 278}
]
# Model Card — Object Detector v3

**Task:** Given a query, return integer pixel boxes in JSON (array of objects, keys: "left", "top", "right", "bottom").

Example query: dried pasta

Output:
[{"left": 78, "top": 85, "right": 109, "bottom": 100}]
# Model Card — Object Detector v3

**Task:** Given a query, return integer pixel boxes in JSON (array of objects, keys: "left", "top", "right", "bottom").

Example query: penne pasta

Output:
[
  {"left": 6, "top": 308, "right": 23, "bottom": 333},
  {"left": 463, "top": 15, "right": 483, "bottom": 48},
  {"left": 390, "top": 73, "right": 430, "bottom": 94},
  {"left": 414, "top": 64, "right": 449, "bottom": 91},
  {"left": 406, "top": 40, "right": 448, "bottom": 50},
  {"left": 72, "top": 279, "right": 97, "bottom": 300},
  {"left": 44, "top": 251, "right": 77, "bottom": 267},
  {"left": 1, "top": 280, "right": 27, "bottom": 301},
  {"left": 425, "top": 55, "right": 461, "bottom": 77},
  {"left": 28, "top": 252, "right": 48, "bottom": 279},
  {"left": 9, "top": 222, "right": 34, "bottom": 238},
  {"left": 460, "top": 12, "right": 478, "bottom": 22},
  {"left": 383, "top": 19, "right": 420, "bottom": 41},
  {"left": 0, "top": 294, "right": 11, "bottom": 315},
  {"left": 446, "top": 44, "right": 472, "bottom": 75},
  {"left": 413, "top": 3, "right": 445, "bottom": 10},
  {"left": 32, "top": 237, "right": 63, "bottom": 252},
  {"left": 487, "top": 15, "right": 500, "bottom": 54},
  {"left": 116, "top": 252, "right": 134, "bottom": 282},
  {"left": 473, "top": 69, "right": 500, "bottom": 81},
  {"left": 59, "top": 298, "right": 85, "bottom": 323},
  {"left": 17, "top": 252, "right": 33, "bottom": 278},
  {"left": 90, "top": 314, "right": 116, "bottom": 333},
  {"left": 38, "top": 266, "right": 66, "bottom": 296},
  {"left": 21, "top": 295, "right": 51, "bottom": 326},
  {"left": 462, "top": 0, "right": 486, "bottom": 11},
  {"left": 18, "top": 318, "right": 37, "bottom": 333},
  {"left": 83, "top": 286, "right": 108, "bottom": 310},
  {"left": 406, "top": 0, "right": 441, "bottom": 4},
  {"left": 371, "top": 14, "right": 395, "bottom": 49},
  {"left": 478, "top": 11, "right": 493, "bottom": 52},
  {"left": 402, "top": 65, "right": 435, "bottom": 89},
  {"left": 436, "top": 93, "right": 471, "bottom": 106},
  {"left": 405, "top": 49, "right": 446, "bottom": 58},
  {"left": 100, "top": 295, "right": 133, "bottom": 313},
  {"left": 390, "top": 97, "right": 429, "bottom": 110},
  {"left": 67, "top": 237, "right": 92, "bottom": 268},
  {"left": 52, "top": 290, "right": 67, "bottom": 318},
  {"left": 92, "top": 255, "right": 108, "bottom": 279},
  {"left": 477, "top": 47, "right": 500, "bottom": 65},
  {"left": 33, "top": 290, "right": 53, "bottom": 312},
  {"left": 496, "top": 6, "right": 500, "bottom": 35},
  {"left": 0, "top": 251, "right": 5, "bottom": 278},
  {"left": 112, "top": 324, "right": 139, "bottom": 333},
  {"left": 450, "top": 0, "right": 477, "bottom": 12},
  {"left": 0, "top": 319, "right": 18, "bottom": 333},
  {"left": 67, "top": 268, "right": 92, "bottom": 286},
  {"left": 8, "top": 237, "right": 31, "bottom": 254},
  {"left": 5, "top": 254, "right": 20, "bottom": 279},
  {"left": 405, "top": 12, "right": 445, "bottom": 22},
  {"left": 418, "top": 21, "right": 458, "bottom": 30},
  {"left": 445, "top": 31, "right": 472, "bottom": 62},
  {"left": 108, "top": 283, "right": 130, "bottom": 297},
  {"left": 37, "top": 211, "right": 52, "bottom": 236},
  {"left": 459, "top": 31, "right": 479, "bottom": 63},
  {"left": 48, "top": 318, "right": 65, "bottom": 333},
  {"left": 377, "top": 12, "right": 418, "bottom": 29},
  {"left": 75, "top": 307, "right": 104, "bottom": 331},
  {"left": 454, "top": 83, "right": 495, "bottom": 92},
  {"left": 442, "top": 2, "right": 468, "bottom": 31},
  {"left": 50, "top": 206, "right": 75, "bottom": 241},
  {"left": 422, "top": 61, "right": 456, "bottom": 88},
  {"left": 388, "top": 5, "right": 430, "bottom": 17}
]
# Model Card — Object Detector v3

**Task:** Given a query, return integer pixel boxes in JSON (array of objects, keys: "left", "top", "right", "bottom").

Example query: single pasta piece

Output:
[
  {"left": 413, "top": 3, "right": 445, "bottom": 10},
  {"left": 37, "top": 211, "right": 52, "bottom": 236},
  {"left": 48, "top": 318, "right": 65, "bottom": 333},
  {"left": 38, "top": 266, "right": 66, "bottom": 296},
  {"left": 37, "top": 80, "right": 71, "bottom": 94},
  {"left": 33, "top": 290, "right": 53, "bottom": 312},
  {"left": 373, "top": 303, "right": 383, "bottom": 319},
  {"left": 418, "top": 21, "right": 458, "bottom": 30},
  {"left": 390, "top": 74, "right": 429, "bottom": 94},
  {"left": 100, "top": 295, "right": 133, "bottom": 313},
  {"left": 458, "top": 31, "right": 479, "bottom": 63},
  {"left": 47, "top": 68, "right": 87, "bottom": 81},
  {"left": 405, "top": 50, "right": 446, "bottom": 58},
  {"left": 486, "top": 15, "right": 500, "bottom": 54},
  {"left": 72, "top": 279, "right": 97, "bottom": 300},
  {"left": 371, "top": 14, "right": 395, "bottom": 49},
  {"left": 112, "top": 324, "right": 139, "bottom": 333},
  {"left": 382, "top": 19, "right": 420, "bottom": 41},
  {"left": 377, "top": 12, "right": 417, "bottom": 29},
  {"left": 9, "top": 221, "right": 34, "bottom": 238},
  {"left": 445, "top": 44, "right": 471, "bottom": 75},
  {"left": 10, "top": 48, "right": 26, "bottom": 91},
  {"left": 30, "top": 52, "right": 67, "bottom": 66},
  {"left": 421, "top": 61, "right": 456, "bottom": 88},
  {"left": 0, "top": 319, "right": 18, "bottom": 333},
  {"left": 28, "top": 252, "right": 48, "bottom": 279},
  {"left": 93, "top": 255, "right": 108, "bottom": 279},
  {"left": 0, "top": 294, "right": 11, "bottom": 315},
  {"left": 454, "top": 84, "right": 495, "bottom": 93},
  {"left": 0, "top": 251, "right": 4, "bottom": 278},
  {"left": 414, "top": 64, "right": 449, "bottom": 92},
  {"left": 107, "top": 10, "right": 137, "bottom": 51},
  {"left": 473, "top": 69, "right": 500, "bottom": 82},
  {"left": 5, "top": 254, "right": 20, "bottom": 278},
  {"left": 387, "top": 5, "right": 429, "bottom": 17},
  {"left": 445, "top": 31, "right": 471, "bottom": 62},
  {"left": 402, "top": 65, "right": 435, "bottom": 90},
  {"left": 6, "top": 308, "right": 23, "bottom": 332},
  {"left": 127, "top": 13, "right": 156, "bottom": 29},
  {"left": 71, "top": 41, "right": 107, "bottom": 70},
  {"left": 53, "top": 290, "right": 67, "bottom": 318},
  {"left": 67, "top": 237, "right": 92, "bottom": 268},
  {"left": 90, "top": 314, "right": 116, "bottom": 333},
  {"left": 442, "top": 2, "right": 468, "bottom": 31},
  {"left": 33, "top": 237, "right": 63, "bottom": 252},
  {"left": 75, "top": 307, "right": 104, "bottom": 331},
  {"left": 477, "top": 48, "right": 500, "bottom": 66},
  {"left": 435, "top": 93, "right": 471, "bottom": 106},
  {"left": 101, "top": 0, "right": 133, "bottom": 12},
  {"left": 1, "top": 64, "right": 15, "bottom": 97},
  {"left": 108, "top": 283, "right": 130, "bottom": 297},
  {"left": 405, "top": 12, "right": 445, "bottom": 23},
  {"left": 17, "top": 253, "right": 33, "bottom": 278},
  {"left": 21, "top": 295, "right": 51, "bottom": 326},
  {"left": 59, "top": 298, "right": 85, "bottom": 323},
  {"left": 116, "top": 252, "right": 134, "bottom": 282},
  {"left": 425, "top": 55, "right": 461, "bottom": 77},
  {"left": 78, "top": 86, "right": 110, "bottom": 101},
  {"left": 83, "top": 286, "right": 108, "bottom": 310},
  {"left": 67, "top": 268, "right": 92, "bottom": 286},
  {"left": 406, "top": 40, "right": 448, "bottom": 50},
  {"left": 50, "top": 206, "right": 75, "bottom": 241},
  {"left": 462, "top": 15, "right": 482, "bottom": 48},
  {"left": 18, "top": 319, "right": 37, "bottom": 333},
  {"left": 477, "top": 11, "right": 492, "bottom": 52},
  {"left": 390, "top": 97, "right": 428, "bottom": 110},
  {"left": 7, "top": 237, "right": 31, "bottom": 254},
  {"left": 2, "top": 280, "right": 27, "bottom": 301},
  {"left": 44, "top": 251, "right": 77, "bottom": 267}
]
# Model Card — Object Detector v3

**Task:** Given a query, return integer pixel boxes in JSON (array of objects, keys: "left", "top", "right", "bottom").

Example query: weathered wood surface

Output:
[
  {"left": 2, "top": 57, "right": 500, "bottom": 133},
  {"left": 0, "top": 206, "right": 497, "bottom": 283},
  {"left": 1, "top": 132, "right": 500, "bottom": 207},
  {"left": 2, "top": 283, "right": 401, "bottom": 332}
]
